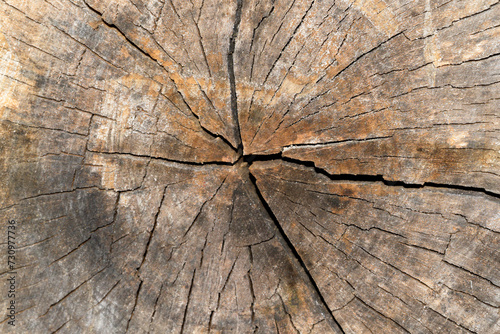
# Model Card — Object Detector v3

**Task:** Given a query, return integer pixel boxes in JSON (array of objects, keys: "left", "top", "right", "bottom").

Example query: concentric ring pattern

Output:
[{"left": 0, "top": 0, "right": 499, "bottom": 333}]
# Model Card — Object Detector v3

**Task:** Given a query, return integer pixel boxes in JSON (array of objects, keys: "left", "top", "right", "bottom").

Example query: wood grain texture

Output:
[{"left": 1, "top": 0, "right": 498, "bottom": 333}]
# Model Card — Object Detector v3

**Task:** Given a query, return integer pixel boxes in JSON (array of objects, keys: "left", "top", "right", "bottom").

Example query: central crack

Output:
[{"left": 226, "top": 3, "right": 345, "bottom": 330}]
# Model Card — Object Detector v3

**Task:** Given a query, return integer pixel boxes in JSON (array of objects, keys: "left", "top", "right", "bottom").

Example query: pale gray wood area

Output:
[{"left": 0, "top": 0, "right": 498, "bottom": 333}]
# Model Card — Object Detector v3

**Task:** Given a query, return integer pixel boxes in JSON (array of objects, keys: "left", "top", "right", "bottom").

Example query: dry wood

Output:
[{"left": 0, "top": 0, "right": 498, "bottom": 333}]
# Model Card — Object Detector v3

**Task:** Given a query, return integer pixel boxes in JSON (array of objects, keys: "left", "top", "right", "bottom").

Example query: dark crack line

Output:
[
  {"left": 180, "top": 268, "right": 197, "bottom": 334},
  {"left": 228, "top": 0, "right": 244, "bottom": 153},
  {"left": 173, "top": 88, "right": 241, "bottom": 154},
  {"left": 86, "top": 149, "right": 235, "bottom": 166},
  {"left": 126, "top": 280, "right": 143, "bottom": 332},
  {"left": 244, "top": 153, "right": 500, "bottom": 199},
  {"left": 317, "top": 30, "right": 407, "bottom": 84},
  {"left": 248, "top": 172, "right": 346, "bottom": 334},
  {"left": 82, "top": 1, "right": 159, "bottom": 65},
  {"left": 136, "top": 185, "right": 169, "bottom": 272}
]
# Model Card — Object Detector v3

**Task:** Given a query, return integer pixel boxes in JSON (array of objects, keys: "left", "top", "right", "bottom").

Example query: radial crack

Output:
[
  {"left": 245, "top": 153, "right": 500, "bottom": 199},
  {"left": 248, "top": 171, "right": 346, "bottom": 334},
  {"left": 228, "top": 0, "right": 243, "bottom": 153}
]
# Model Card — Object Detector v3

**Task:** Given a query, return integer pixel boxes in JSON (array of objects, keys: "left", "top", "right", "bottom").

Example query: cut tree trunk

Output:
[{"left": 0, "top": 0, "right": 499, "bottom": 333}]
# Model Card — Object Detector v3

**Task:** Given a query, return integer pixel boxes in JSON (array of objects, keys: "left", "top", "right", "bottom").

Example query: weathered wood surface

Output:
[
  {"left": 0, "top": 0, "right": 499, "bottom": 333},
  {"left": 251, "top": 161, "right": 500, "bottom": 333}
]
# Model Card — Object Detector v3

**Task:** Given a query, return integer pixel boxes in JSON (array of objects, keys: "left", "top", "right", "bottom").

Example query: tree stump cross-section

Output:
[{"left": 0, "top": 0, "right": 499, "bottom": 333}]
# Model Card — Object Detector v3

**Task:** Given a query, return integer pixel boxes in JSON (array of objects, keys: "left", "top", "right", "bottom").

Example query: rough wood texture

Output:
[
  {"left": 251, "top": 161, "right": 500, "bottom": 334},
  {"left": 1, "top": 0, "right": 499, "bottom": 333}
]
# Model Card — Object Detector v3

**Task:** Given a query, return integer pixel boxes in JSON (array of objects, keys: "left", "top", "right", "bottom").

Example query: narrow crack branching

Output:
[{"left": 248, "top": 172, "right": 346, "bottom": 334}]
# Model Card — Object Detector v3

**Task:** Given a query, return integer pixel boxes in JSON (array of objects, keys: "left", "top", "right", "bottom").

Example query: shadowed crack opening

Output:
[
  {"left": 243, "top": 153, "right": 500, "bottom": 198},
  {"left": 228, "top": 0, "right": 244, "bottom": 154}
]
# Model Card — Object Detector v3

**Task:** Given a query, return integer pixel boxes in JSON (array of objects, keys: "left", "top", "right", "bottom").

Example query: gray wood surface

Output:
[{"left": 0, "top": 0, "right": 498, "bottom": 332}]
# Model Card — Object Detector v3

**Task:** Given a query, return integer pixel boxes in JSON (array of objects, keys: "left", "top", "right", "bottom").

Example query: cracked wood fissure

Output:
[
  {"left": 228, "top": 0, "right": 244, "bottom": 152},
  {"left": 245, "top": 154, "right": 500, "bottom": 199},
  {"left": 1, "top": 0, "right": 499, "bottom": 333},
  {"left": 248, "top": 171, "right": 346, "bottom": 334}
]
